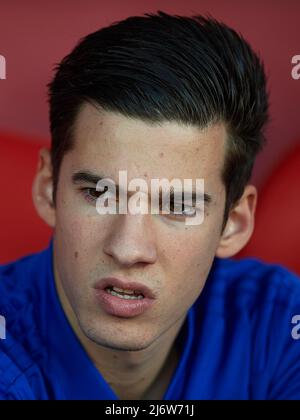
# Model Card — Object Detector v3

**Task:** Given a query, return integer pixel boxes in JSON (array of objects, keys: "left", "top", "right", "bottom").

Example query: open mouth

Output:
[
  {"left": 105, "top": 286, "right": 145, "bottom": 300},
  {"left": 95, "top": 278, "right": 155, "bottom": 317}
]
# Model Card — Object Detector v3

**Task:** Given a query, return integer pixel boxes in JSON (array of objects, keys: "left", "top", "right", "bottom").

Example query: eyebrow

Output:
[
  {"left": 72, "top": 170, "right": 213, "bottom": 206},
  {"left": 72, "top": 171, "right": 106, "bottom": 185}
]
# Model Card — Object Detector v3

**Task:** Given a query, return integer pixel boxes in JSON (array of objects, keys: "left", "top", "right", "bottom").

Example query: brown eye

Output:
[
  {"left": 81, "top": 188, "right": 102, "bottom": 203},
  {"left": 162, "top": 198, "right": 196, "bottom": 218},
  {"left": 81, "top": 186, "right": 115, "bottom": 205},
  {"left": 182, "top": 205, "right": 197, "bottom": 217},
  {"left": 87, "top": 188, "right": 101, "bottom": 199}
]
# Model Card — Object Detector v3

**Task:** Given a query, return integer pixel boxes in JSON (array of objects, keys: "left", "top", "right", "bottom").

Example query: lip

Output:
[{"left": 94, "top": 277, "right": 156, "bottom": 318}]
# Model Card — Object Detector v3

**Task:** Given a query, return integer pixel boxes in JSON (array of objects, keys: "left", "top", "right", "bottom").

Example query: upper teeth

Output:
[
  {"left": 107, "top": 286, "right": 144, "bottom": 300},
  {"left": 113, "top": 287, "right": 135, "bottom": 295}
]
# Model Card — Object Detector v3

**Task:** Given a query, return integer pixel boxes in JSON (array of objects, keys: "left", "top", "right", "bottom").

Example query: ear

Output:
[
  {"left": 32, "top": 148, "right": 56, "bottom": 228},
  {"left": 216, "top": 184, "right": 257, "bottom": 258}
]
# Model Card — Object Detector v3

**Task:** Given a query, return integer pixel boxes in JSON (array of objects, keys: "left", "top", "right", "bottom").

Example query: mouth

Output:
[
  {"left": 95, "top": 277, "right": 156, "bottom": 299},
  {"left": 94, "top": 277, "right": 156, "bottom": 318},
  {"left": 105, "top": 286, "right": 145, "bottom": 300}
]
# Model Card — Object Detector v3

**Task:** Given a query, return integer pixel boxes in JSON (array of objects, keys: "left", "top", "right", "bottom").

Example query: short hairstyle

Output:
[{"left": 48, "top": 10, "right": 269, "bottom": 233}]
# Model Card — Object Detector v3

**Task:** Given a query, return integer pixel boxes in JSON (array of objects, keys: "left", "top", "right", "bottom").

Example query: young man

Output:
[{"left": 0, "top": 11, "right": 300, "bottom": 400}]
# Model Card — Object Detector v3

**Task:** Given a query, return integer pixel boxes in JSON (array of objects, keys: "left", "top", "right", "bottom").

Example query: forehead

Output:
[{"left": 69, "top": 102, "right": 227, "bottom": 183}]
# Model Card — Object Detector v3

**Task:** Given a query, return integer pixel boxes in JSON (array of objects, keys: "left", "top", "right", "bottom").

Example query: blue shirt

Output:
[{"left": 1, "top": 239, "right": 300, "bottom": 400}]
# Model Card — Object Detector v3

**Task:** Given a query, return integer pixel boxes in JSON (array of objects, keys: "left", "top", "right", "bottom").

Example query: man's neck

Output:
[
  {"left": 72, "top": 312, "right": 185, "bottom": 400},
  {"left": 91, "top": 320, "right": 184, "bottom": 400}
]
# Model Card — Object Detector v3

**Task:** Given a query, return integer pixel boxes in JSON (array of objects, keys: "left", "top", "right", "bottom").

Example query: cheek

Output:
[
  {"left": 54, "top": 211, "right": 96, "bottom": 283},
  {"left": 56, "top": 185, "right": 114, "bottom": 250},
  {"left": 56, "top": 214, "right": 88, "bottom": 252},
  {"left": 56, "top": 197, "right": 98, "bottom": 247},
  {"left": 162, "top": 228, "right": 219, "bottom": 301},
  {"left": 169, "top": 248, "right": 211, "bottom": 298}
]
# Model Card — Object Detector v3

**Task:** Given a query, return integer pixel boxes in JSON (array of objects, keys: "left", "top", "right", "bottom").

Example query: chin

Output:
[{"left": 79, "top": 317, "right": 155, "bottom": 352}]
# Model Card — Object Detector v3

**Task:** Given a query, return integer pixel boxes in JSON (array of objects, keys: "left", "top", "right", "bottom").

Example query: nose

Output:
[{"left": 103, "top": 213, "right": 157, "bottom": 268}]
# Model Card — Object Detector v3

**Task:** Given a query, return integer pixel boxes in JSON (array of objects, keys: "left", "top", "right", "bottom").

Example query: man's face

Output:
[{"left": 53, "top": 102, "right": 226, "bottom": 351}]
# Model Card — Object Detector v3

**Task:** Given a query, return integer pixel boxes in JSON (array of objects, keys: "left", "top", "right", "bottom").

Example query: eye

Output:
[
  {"left": 163, "top": 201, "right": 197, "bottom": 218},
  {"left": 81, "top": 187, "right": 106, "bottom": 204},
  {"left": 80, "top": 188, "right": 198, "bottom": 218},
  {"left": 181, "top": 205, "right": 197, "bottom": 217}
]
